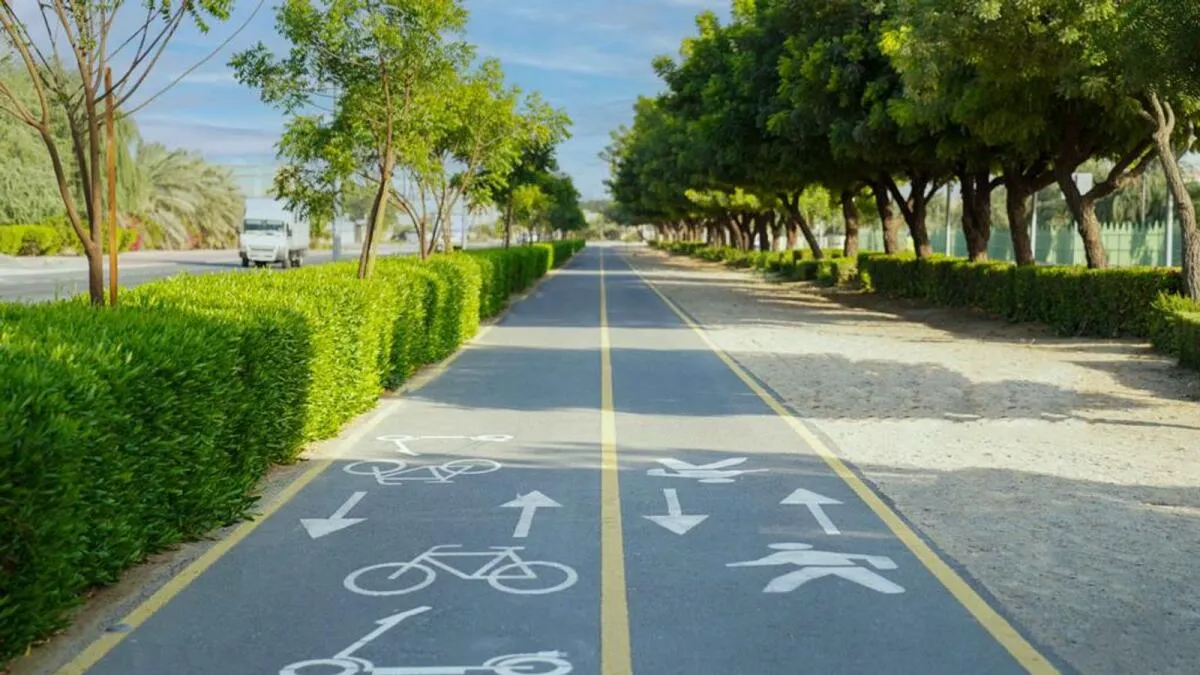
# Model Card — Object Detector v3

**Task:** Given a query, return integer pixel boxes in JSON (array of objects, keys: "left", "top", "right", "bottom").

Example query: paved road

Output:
[
  {"left": 0, "top": 243, "right": 422, "bottom": 303},
  {"left": 63, "top": 246, "right": 1061, "bottom": 675}
]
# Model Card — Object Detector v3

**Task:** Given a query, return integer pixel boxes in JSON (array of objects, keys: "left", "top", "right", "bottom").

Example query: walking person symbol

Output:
[{"left": 728, "top": 543, "right": 905, "bottom": 594}]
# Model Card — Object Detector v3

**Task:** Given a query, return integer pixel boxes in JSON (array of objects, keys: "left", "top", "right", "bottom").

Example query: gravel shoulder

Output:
[{"left": 626, "top": 246, "right": 1200, "bottom": 675}]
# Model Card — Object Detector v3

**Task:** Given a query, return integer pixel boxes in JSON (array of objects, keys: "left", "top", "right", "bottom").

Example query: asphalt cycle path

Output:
[{"left": 64, "top": 245, "right": 1063, "bottom": 675}]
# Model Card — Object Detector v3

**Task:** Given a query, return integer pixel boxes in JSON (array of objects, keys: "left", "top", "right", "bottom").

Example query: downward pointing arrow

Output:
[
  {"left": 301, "top": 491, "right": 367, "bottom": 539},
  {"left": 501, "top": 491, "right": 562, "bottom": 538},
  {"left": 781, "top": 488, "right": 842, "bottom": 535},
  {"left": 644, "top": 489, "right": 708, "bottom": 535}
]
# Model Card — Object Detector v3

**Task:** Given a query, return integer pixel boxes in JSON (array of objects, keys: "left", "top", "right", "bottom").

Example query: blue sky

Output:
[{"left": 127, "top": 0, "right": 730, "bottom": 200}]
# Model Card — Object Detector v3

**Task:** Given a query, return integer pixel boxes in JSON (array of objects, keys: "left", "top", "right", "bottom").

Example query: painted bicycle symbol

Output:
[
  {"left": 344, "top": 546, "right": 578, "bottom": 597},
  {"left": 280, "top": 605, "right": 572, "bottom": 675},
  {"left": 377, "top": 434, "right": 513, "bottom": 457},
  {"left": 344, "top": 458, "right": 502, "bottom": 485}
]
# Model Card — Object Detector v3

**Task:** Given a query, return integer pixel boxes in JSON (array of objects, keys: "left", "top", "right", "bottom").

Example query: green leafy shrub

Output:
[
  {"left": 425, "top": 255, "right": 482, "bottom": 357},
  {"left": 857, "top": 254, "right": 1181, "bottom": 339},
  {"left": 0, "top": 302, "right": 300, "bottom": 662},
  {"left": 0, "top": 225, "right": 64, "bottom": 255},
  {"left": 0, "top": 241, "right": 587, "bottom": 665},
  {"left": 1178, "top": 313, "right": 1200, "bottom": 370}
]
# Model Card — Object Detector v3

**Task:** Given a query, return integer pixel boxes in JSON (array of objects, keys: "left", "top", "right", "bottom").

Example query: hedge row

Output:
[
  {"left": 855, "top": 252, "right": 1181, "bottom": 339},
  {"left": 0, "top": 225, "right": 63, "bottom": 256},
  {"left": 653, "top": 241, "right": 849, "bottom": 284},
  {"left": 0, "top": 241, "right": 584, "bottom": 664},
  {"left": 651, "top": 240, "right": 1199, "bottom": 370},
  {"left": 0, "top": 223, "right": 136, "bottom": 256}
]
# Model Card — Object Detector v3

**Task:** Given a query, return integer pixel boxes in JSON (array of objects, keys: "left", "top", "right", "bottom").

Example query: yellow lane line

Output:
[
  {"left": 599, "top": 248, "right": 634, "bottom": 675},
  {"left": 624, "top": 252, "right": 1058, "bottom": 675}
]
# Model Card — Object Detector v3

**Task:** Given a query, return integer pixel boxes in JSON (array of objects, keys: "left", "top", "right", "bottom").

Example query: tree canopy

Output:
[{"left": 607, "top": 0, "right": 1200, "bottom": 297}]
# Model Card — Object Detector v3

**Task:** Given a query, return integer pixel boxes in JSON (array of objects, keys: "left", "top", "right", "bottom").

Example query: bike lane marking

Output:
[
  {"left": 55, "top": 255, "right": 576, "bottom": 675},
  {"left": 599, "top": 248, "right": 634, "bottom": 675},
  {"left": 56, "top": 395, "right": 408, "bottom": 675},
  {"left": 622, "top": 251, "right": 1058, "bottom": 674}
]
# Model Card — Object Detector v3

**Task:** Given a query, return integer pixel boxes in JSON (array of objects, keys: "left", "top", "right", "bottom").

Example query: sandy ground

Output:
[{"left": 627, "top": 247, "right": 1200, "bottom": 675}]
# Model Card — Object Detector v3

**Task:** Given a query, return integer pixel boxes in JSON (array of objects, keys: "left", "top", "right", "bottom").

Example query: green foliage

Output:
[
  {"left": 0, "top": 242, "right": 585, "bottom": 664},
  {"left": 0, "top": 225, "right": 63, "bottom": 256},
  {"left": 1148, "top": 292, "right": 1200, "bottom": 365},
  {"left": 0, "top": 300, "right": 285, "bottom": 665},
  {"left": 857, "top": 254, "right": 1181, "bottom": 338}
]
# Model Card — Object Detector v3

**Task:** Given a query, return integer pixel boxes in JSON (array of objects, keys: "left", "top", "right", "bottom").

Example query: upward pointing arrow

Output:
[
  {"left": 781, "top": 488, "right": 843, "bottom": 535},
  {"left": 501, "top": 491, "right": 562, "bottom": 538},
  {"left": 644, "top": 489, "right": 708, "bottom": 535},
  {"left": 301, "top": 491, "right": 367, "bottom": 539}
]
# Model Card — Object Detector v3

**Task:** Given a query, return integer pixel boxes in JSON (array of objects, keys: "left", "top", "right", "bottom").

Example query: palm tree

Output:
[{"left": 122, "top": 142, "right": 244, "bottom": 249}]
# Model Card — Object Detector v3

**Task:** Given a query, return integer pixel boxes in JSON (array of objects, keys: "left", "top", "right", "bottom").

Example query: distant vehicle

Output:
[{"left": 239, "top": 198, "right": 310, "bottom": 268}]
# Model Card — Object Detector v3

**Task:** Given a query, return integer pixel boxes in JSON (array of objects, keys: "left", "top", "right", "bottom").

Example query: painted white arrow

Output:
[
  {"left": 781, "top": 488, "right": 842, "bottom": 535},
  {"left": 501, "top": 491, "right": 562, "bottom": 538},
  {"left": 644, "top": 488, "right": 709, "bottom": 535},
  {"left": 301, "top": 491, "right": 367, "bottom": 539}
]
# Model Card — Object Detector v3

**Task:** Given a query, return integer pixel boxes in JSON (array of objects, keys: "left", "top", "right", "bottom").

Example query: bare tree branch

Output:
[
  {"left": 124, "top": 0, "right": 268, "bottom": 115},
  {"left": 111, "top": 7, "right": 189, "bottom": 107}
]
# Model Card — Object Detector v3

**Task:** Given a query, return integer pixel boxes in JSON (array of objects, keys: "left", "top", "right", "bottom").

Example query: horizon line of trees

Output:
[{"left": 604, "top": 0, "right": 1200, "bottom": 300}]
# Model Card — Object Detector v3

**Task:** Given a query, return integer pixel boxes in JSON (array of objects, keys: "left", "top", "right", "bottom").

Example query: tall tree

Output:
[
  {"left": 1111, "top": 0, "right": 1200, "bottom": 298},
  {"left": 233, "top": 0, "right": 470, "bottom": 277},
  {"left": 0, "top": 0, "right": 233, "bottom": 303}
]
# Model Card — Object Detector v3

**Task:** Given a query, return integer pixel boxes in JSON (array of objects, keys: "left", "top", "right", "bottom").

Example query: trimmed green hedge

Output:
[
  {"left": 0, "top": 225, "right": 64, "bottom": 256},
  {"left": 654, "top": 242, "right": 849, "bottom": 281},
  {"left": 1149, "top": 293, "right": 1200, "bottom": 370},
  {"left": 0, "top": 222, "right": 136, "bottom": 256},
  {"left": 856, "top": 253, "right": 1181, "bottom": 339},
  {"left": 0, "top": 241, "right": 584, "bottom": 664}
]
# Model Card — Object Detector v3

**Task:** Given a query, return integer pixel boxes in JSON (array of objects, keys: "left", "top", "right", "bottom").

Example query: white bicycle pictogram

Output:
[
  {"left": 377, "top": 434, "right": 513, "bottom": 457},
  {"left": 280, "top": 606, "right": 572, "bottom": 675},
  {"left": 344, "top": 458, "right": 502, "bottom": 485},
  {"left": 344, "top": 546, "right": 578, "bottom": 597}
]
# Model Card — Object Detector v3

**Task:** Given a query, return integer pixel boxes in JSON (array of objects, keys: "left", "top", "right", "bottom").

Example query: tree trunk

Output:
[
  {"left": 841, "top": 190, "right": 860, "bottom": 260},
  {"left": 780, "top": 193, "right": 823, "bottom": 258},
  {"left": 1055, "top": 165, "right": 1108, "bottom": 268},
  {"left": 960, "top": 169, "right": 992, "bottom": 262},
  {"left": 502, "top": 197, "right": 514, "bottom": 249},
  {"left": 85, "top": 242, "right": 105, "bottom": 305},
  {"left": 872, "top": 183, "right": 901, "bottom": 254},
  {"left": 1147, "top": 94, "right": 1199, "bottom": 299},
  {"left": 785, "top": 217, "right": 798, "bottom": 250},
  {"left": 1004, "top": 180, "right": 1036, "bottom": 266},
  {"left": 734, "top": 214, "right": 753, "bottom": 250},
  {"left": 769, "top": 213, "right": 784, "bottom": 251},
  {"left": 358, "top": 152, "right": 394, "bottom": 278},
  {"left": 724, "top": 218, "right": 740, "bottom": 249},
  {"left": 886, "top": 177, "right": 935, "bottom": 258}
]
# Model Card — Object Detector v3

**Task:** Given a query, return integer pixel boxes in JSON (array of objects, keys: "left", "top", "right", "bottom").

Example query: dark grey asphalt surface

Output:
[{"left": 79, "top": 246, "right": 1051, "bottom": 675}]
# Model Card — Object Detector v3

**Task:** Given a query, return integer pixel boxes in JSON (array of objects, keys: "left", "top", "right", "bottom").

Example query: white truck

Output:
[{"left": 238, "top": 198, "right": 310, "bottom": 268}]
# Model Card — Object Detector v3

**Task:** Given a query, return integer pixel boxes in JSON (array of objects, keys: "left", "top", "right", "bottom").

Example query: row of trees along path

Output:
[{"left": 603, "top": 0, "right": 1200, "bottom": 300}]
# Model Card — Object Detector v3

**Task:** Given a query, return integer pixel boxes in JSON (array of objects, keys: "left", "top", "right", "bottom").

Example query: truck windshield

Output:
[{"left": 243, "top": 219, "right": 285, "bottom": 232}]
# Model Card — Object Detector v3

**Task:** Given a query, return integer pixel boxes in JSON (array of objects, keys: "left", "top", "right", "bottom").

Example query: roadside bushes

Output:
[
  {"left": 0, "top": 242, "right": 584, "bottom": 665},
  {"left": 0, "top": 222, "right": 136, "bottom": 256},
  {"left": 655, "top": 242, "right": 1198, "bottom": 370},
  {"left": 856, "top": 253, "right": 1180, "bottom": 339},
  {"left": 0, "top": 302, "right": 298, "bottom": 664},
  {"left": 0, "top": 224, "right": 63, "bottom": 256},
  {"left": 1149, "top": 293, "right": 1200, "bottom": 369}
]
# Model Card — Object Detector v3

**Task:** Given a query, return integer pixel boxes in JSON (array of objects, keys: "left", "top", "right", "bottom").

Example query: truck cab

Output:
[{"left": 239, "top": 199, "right": 310, "bottom": 269}]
